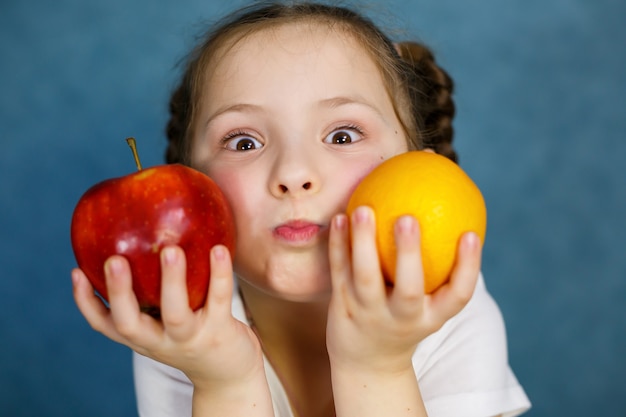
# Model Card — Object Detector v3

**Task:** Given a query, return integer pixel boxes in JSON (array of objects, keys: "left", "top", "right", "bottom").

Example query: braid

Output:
[
  {"left": 165, "top": 83, "right": 188, "bottom": 164},
  {"left": 396, "top": 41, "right": 458, "bottom": 163}
]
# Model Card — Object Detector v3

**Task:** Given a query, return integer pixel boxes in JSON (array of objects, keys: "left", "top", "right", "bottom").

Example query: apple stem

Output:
[{"left": 126, "top": 137, "right": 143, "bottom": 171}]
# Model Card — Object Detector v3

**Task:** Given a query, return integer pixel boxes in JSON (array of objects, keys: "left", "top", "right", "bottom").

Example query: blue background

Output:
[{"left": 1, "top": 0, "right": 624, "bottom": 416}]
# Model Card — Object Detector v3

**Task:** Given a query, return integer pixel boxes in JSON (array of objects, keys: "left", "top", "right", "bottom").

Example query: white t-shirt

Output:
[{"left": 133, "top": 274, "right": 531, "bottom": 417}]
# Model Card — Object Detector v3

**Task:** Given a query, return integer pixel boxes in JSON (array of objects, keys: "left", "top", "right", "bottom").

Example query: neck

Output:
[
  {"left": 238, "top": 279, "right": 335, "bottom": 417},
  {"left": 238, "top": 278, "right": 330, "bottom": 354}
]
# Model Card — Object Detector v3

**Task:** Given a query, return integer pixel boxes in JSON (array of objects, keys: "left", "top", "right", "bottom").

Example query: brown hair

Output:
[{"left": 165, "top": 1, "right": 457, "bottom": 165}]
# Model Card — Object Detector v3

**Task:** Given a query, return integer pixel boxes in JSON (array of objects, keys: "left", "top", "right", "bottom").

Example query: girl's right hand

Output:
[{"left": 71, "top": 244, "right": 265, "bottom": 391}]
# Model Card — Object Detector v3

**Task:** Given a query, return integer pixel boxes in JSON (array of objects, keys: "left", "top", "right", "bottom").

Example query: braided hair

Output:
[
  {"left": 396, "top": 41, "right": 457, "bottom": 162},
  {"left": 164, "top": 2, "right": 458, "bottom": 165}
]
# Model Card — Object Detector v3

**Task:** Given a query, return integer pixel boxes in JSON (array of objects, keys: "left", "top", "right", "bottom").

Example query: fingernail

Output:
[
  {"left": 106, "top": 257, "right": 123, "bottom": 276},
  {"left": 397, "top": 215, "right": 417, "bottom": 234},
  {"left": 212, "top": 245, "right": 226, "bottom": 261},
  {"left": 463, "top": 232, "right": 479, "bottom": 249},
  {"left": 162, "top": 247, "right": 178, "bottom": 265},
  {"left": 333, "top": 214, "right": 347, "bottom": 230},
  {"left": 71, "top": 269, "right": 81, "bottom": 286},
  {"left": 353, "top": 206, "right": 372, "bottom": 224}
]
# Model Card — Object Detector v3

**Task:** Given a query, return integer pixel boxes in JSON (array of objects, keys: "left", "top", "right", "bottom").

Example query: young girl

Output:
[{"left": 72, "top": 2, "right": 531, "bottom": 416}]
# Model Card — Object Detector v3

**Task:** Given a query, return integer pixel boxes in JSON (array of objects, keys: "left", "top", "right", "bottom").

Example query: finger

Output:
[
  {"left": 160, "top": 246, "right": 195, "bottom": 339},
  {"left": 389, "top": 215, "right": 425, "bottom": 318},
  {"left": 449, "top": 231, "right": 482, "bottom": 296},
  {"left": 105, "top": 256, "right": 157, "bottom": 342},
  {"left": 205, "top": 245, "right": 235, "bottom": 322},
  {"left": 429, "top": 232, "right": 481, "bottom": 321},
  {"left": 328, "top": 214, "right": 351, "bottom": 294},
  {"left": 72, "top": 268, "right": 127, "bottom": 345},
  {"left": 350, "top": 206, "right": 385, "bottom": 306},
  {"left": 328, "top": 213, "right": 354, "bottom": 313}
]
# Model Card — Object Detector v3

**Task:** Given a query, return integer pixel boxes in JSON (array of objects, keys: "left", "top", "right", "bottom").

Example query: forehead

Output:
[{"left": 205, "top": 21, "right": 386, "bottom": 92}]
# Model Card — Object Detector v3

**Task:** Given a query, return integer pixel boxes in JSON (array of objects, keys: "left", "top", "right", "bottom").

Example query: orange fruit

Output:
[{"left": 346, "top": 151, "right": 486, "bottom": 293}]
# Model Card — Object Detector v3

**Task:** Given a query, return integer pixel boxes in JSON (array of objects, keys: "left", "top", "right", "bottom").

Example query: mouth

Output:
[{"left": 273, "top": 220, "right": 324, "bottom": 245}]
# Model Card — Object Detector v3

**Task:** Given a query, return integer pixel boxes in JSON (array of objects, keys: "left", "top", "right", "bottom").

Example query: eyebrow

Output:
[
  {"left": 204, "top": 94, "right": 386, "bottom": 127},
  {"left": 318, "top": 95, "right": 386, "bottom": 118},
  {"left": 204, "top": 103, "right": 264, "bottom": 127}
]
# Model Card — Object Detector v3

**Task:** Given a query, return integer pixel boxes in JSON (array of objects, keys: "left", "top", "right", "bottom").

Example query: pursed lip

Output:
[{"left": 273, "top": 219, "right": 324, "bottom": 244}]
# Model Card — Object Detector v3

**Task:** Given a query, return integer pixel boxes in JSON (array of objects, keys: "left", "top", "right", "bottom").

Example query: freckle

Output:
[{"left": 363, "top": 384, "right": 367, "bottom": 388}]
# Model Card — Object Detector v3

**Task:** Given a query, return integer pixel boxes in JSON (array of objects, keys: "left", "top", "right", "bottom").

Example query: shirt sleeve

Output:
[
  {"left": 413, "top": 273, "right": 531, "bottom": 417},
  {"left": 133, "top": 352, "right": 193, "bottom": 417}
]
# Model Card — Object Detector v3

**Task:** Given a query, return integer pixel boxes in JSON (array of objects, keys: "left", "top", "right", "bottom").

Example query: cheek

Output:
[
  {"left": 337, "top": 159, "right": 384, "bottom": 208},
  {"left": 205, "top": 170, "right": 251, "bottom": 220}
]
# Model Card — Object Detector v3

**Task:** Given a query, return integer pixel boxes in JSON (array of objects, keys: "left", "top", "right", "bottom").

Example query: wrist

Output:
[
  {"left": 191, "top": 364, "right": 274, "bottom": 416},
  {"left": 331, "top": 360, "right": 416, "bottom": 385},
  {"left": 329, "top": 350, "right": 415, "bottom": 378},
  {"left": 188, "top": 353, "right": 267, "bottom": 392},
  {"left": 331, "top": 364, "right": 426, "bottom": 417}
]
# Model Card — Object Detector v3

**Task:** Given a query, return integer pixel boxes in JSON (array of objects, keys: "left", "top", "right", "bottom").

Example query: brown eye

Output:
[
  {"left": 224, "top": 133, "right": 263, "bottom": 151},
  {"left": 332, "top": 131, "right": 352, "bottom": 144},
  {"left": 236, "top": 138, "right": 257, "bottom": 151},
  {"left": 324, "top": 126, "right": 363, "bottom": 145}
]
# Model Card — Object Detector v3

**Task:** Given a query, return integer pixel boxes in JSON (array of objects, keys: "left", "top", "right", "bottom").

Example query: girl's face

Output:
[{"left": 191, "top": 23, "right": 408, "bottom": 300}]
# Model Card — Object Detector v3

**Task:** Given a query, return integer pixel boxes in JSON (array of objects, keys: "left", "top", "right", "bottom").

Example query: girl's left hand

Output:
[{"left": 326, "top": 205, "right": 482, "bottom": 374}]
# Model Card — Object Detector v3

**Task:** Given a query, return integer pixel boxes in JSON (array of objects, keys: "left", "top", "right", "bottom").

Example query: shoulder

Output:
[{"left": 413, "top": 273, "right": 531, "bottom": 417}]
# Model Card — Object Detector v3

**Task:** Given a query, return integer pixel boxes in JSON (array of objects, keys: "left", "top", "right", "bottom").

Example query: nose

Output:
[
  {"left": 269, "top": 147, "right": 320, "bottom": 198},
  {"left": 277, "top": 181, "right": 312, "bottom": 193}
]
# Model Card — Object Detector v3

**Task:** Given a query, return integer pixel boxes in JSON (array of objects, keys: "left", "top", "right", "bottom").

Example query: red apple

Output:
[{"left": 71, "top": 139, "right": 236, "bottom": 318}]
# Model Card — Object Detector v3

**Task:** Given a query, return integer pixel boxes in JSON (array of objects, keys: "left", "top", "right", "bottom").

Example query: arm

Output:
[
  {"left": 191, "top": 373, "right": 273, "bottom": 417},
  {"left": 331, "top": 365, "right": 425, "bottom": 416},
  {"left": 327, "top": 207, "right": 481, "bottom": 417},
  {"left": 72, "top": 245, "right": 274, "bottom": 417}
]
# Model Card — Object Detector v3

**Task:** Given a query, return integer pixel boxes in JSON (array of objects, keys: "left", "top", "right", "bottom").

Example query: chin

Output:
[
  {"left": 236, "top": 269, "right": 332, "bottom": 303},
  {"left": 236, "top": 252, "right": 333, "bottom": 301}
]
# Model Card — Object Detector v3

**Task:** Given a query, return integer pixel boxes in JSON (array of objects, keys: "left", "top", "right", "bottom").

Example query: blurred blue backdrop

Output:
[{"left": 1, "top": 0, "right": 624, "bottom": 416}]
